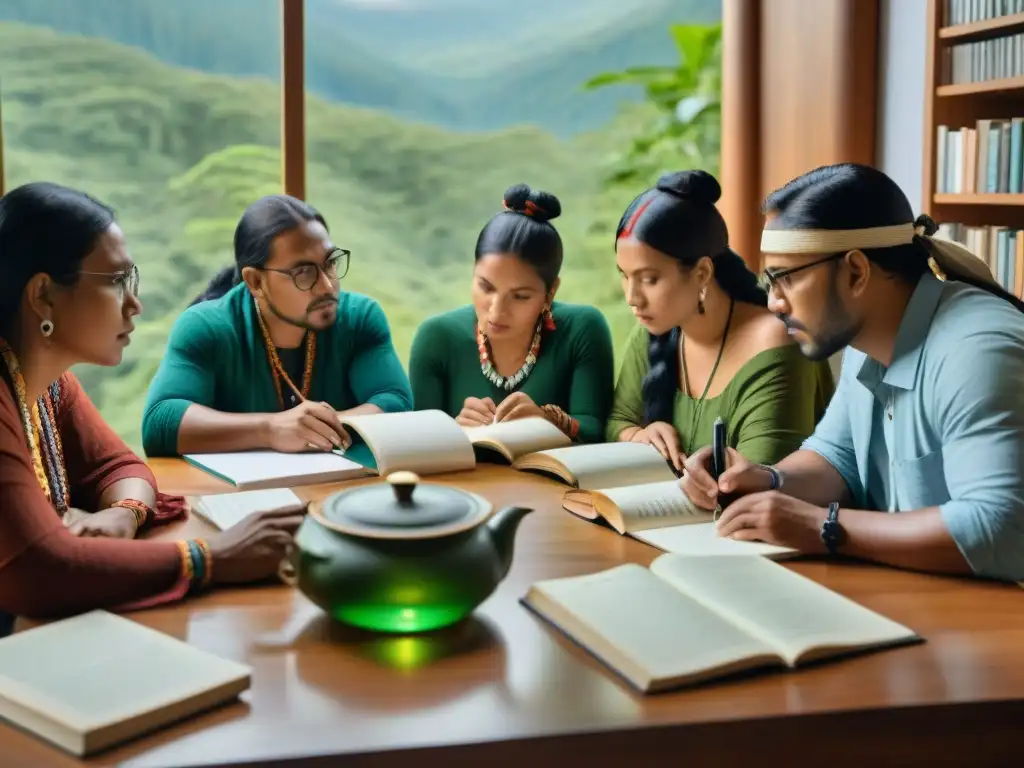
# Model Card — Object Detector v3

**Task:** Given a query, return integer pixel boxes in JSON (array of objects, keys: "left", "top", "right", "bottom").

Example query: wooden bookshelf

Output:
[{"left": 939, "top": 11, "right": 1024, "bottom": 42}]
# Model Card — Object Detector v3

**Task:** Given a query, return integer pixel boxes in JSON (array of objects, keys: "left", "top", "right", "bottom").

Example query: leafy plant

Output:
[{"left": 583, "top": 22, "right": 722, "bottom": 187}]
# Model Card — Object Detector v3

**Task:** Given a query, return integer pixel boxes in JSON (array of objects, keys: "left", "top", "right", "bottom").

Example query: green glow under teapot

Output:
[{"left": 281, "top": 471, "right": 533, "bottom": 634}]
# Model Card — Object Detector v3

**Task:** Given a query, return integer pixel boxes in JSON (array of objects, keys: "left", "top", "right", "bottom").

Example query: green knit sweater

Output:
[
  {"left": 408, "top": 302, "right": 615, "bottom": 443},
  {"left": 142, "top": 284, "right": 412, "bottom": 457},
  {"left": 607, "top": 325, "right": 835, "bottom": 464}
]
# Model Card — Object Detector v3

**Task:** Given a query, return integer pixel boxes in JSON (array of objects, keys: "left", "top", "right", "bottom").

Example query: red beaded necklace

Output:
[{"left": 253, "top": 299, "right": 315, "bottom": 409}]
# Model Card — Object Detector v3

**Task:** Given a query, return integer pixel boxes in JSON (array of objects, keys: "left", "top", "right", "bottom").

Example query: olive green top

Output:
[{"left": 606, "top": 325, "right": 836, "bottom": 464}]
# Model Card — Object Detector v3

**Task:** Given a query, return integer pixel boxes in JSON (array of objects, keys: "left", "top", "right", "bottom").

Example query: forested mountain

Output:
[{"left": 0, "top": 0, "right": 720, "bottom": 134}]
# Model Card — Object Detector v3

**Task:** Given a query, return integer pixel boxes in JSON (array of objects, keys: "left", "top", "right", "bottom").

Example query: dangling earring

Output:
[
  {"left": 697, "top": 287, "right": 707, "bottom": 315},
  {"left": 542, "top": 305, "right": 556, "bottom": 331},
  {"left": 40, "top": 319, "right": 54, "bottom": 338}
]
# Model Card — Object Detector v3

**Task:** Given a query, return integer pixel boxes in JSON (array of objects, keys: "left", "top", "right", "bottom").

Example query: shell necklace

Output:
[{"left": 477, "top": 320, "right": 543, "bottom": 391}]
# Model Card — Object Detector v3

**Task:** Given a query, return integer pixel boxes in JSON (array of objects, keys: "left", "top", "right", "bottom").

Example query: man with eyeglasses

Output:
[
  {"left": 142, "top": 195, "right": 412, "bottom": 459},
  {"left": 682, "top": 164, "right": 1024, "bottom": 583}
]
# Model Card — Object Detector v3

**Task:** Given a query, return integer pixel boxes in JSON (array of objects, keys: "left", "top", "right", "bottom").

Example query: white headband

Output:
[{"left": 760, "top": 222, "right": 998, "bottom": 289}]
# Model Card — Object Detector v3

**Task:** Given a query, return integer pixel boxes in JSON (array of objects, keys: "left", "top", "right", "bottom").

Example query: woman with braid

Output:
[
  {"left": 607, "top": 170, "right": 834, "bottom": 473},
  {"left": 409, "top": 184, "right": 615, "bottom": 443}
]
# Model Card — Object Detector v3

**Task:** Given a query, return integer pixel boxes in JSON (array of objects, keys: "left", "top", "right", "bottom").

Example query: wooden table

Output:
[{"left": 2, "top": 461, "right": 1024, "bottom": 767}]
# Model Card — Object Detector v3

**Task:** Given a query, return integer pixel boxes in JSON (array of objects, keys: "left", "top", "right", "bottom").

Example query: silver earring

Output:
[{"left": 40, "top": 319, "right": 54, "bottom": 337}]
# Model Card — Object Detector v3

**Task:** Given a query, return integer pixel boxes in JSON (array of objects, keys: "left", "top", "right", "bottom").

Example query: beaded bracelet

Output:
[
  {"left": 175, "top": 539, "right": 213, "bottom": 593},
  {"left": 541, "top": 404, "right": 580, "bottom": 440},
  {"left": 110, "top": 498, "right": 152, "bottom": 531}
]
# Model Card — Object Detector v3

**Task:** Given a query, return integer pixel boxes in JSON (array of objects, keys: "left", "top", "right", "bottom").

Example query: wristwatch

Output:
[
  {"left": 820, "top": 502, "right": 842, "bottom": 555},
  {"left": 758, "top": 464, "right": 783, "bottom": 490}
]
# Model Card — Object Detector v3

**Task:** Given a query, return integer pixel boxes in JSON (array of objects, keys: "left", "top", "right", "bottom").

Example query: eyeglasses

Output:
[
  {"left": 260, "top": 248, "right": 350, "bottom": 291},
  {"left": 78, "top": 263, "right": 140, "bottom": 298},
  {"left": 759, "top": 252, "right": 845, "bottom": 293}
]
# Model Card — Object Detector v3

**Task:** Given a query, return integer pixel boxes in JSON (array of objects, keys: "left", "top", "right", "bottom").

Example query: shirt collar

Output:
[{"left": 856, "top": 272, "right": 944, "bottom": 392}]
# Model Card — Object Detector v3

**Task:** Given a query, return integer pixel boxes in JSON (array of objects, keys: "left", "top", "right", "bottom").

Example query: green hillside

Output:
[
  {"left": 0, "top": 0, "right": 720, "bottom": 135},
  {"left": 0, "top": 20, "right": 717, "bottom": 451}
]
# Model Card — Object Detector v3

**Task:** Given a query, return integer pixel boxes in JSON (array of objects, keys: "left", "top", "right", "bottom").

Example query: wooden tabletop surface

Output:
[{"left": 2, "top": 459, "right": 1023, "bottom": 767}]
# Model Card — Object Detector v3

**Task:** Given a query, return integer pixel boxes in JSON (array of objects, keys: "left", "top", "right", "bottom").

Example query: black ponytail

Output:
[
  {"left": 615, "top": 169, "right": 766, "bottom": 424},
  {"left": 191, "top": 194, "right": 327, "bottom": 305}
]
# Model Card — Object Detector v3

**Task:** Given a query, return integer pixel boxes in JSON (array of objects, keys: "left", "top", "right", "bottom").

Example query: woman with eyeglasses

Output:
[
  {"left": 608, "top": 170, "right": 834, "bottom": 475},
  {"left": 408, "top": 184, "right": 615, "bottom": 442},
  {"left": 142, "top": 194, "right": 412, "bottom": 458},
  {"left": 0, "top": 182, "right": 305, "bottom": 633}
]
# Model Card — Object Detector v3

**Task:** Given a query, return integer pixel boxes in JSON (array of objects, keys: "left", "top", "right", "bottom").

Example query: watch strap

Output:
[{"left": 820, "top": 501, "right": 841, "bottom": 555}]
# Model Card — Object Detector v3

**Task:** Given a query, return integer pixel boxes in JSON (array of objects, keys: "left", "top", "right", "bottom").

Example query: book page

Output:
[
  {"left": 462, "top": 416, "right": 571, "bottom": 461},
  {"left": 184, "top": 450, "right": 370, "bottom": 490},
  {"left": 340, "top": 409, "right": 476, "bottom": 476},
  {"left": 192, "top": 488, "right": 306, "bottom": 530},
  {"left": 650, "top": 555, "right": 920, "bottom": 667},
  {"left": 515, "top": 442, "right": 678, "bottom": 489},
  {"left": 523, "top": 564, "right": 779, "bottom": 692},
  {"left": 592, "top": 480, "right": 709, "bottom": 534},
  {"left": 633, "top": 523, "right": 798, "bottom": 560}
]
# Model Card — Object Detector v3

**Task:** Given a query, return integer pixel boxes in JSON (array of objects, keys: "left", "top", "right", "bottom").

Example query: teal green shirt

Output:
[
  {"left": 408, "top": 302, "right": 615, "bottom": 443},
  {"left": 142, "top": 284, "right": 412, "bottom": 457}
]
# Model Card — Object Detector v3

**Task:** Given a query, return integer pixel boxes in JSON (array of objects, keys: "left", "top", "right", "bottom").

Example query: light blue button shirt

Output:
[{"left": 802, "top": 271, "right": 1024, "bottom": 582}]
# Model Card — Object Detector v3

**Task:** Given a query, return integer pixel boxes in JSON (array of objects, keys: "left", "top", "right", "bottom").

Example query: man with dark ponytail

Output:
[
  {"left": 142, "top": 195, "right": 412, "bottom": 458},
  {"left": 608, "top": 170, "right": 834, "bottom": 473},
  {"left": 684, "top": 163, "right": 1024, "bottom": 583}
]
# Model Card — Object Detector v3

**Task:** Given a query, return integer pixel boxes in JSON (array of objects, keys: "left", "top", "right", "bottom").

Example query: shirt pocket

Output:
[{"left": 892, "top": 448, "right": 950, "bottom": 510}]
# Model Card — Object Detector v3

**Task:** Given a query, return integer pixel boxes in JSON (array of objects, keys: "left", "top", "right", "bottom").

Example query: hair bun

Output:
[
  {"left": 502, "top": 183, "right": 562, "bottom": 223},
  {"left": 656, "top": 170, "right": 722, "bottom": 205},
  {"left": 913, "top": 213, "right": 939, "bottom": 237}
]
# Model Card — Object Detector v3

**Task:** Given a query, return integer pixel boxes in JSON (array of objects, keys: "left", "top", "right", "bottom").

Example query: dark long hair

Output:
[
  {"left": 615, "top": 170, "right": 765, "bottom": 425},
  {"left": 191, "top": 194, "right": 327, "bottom": 305},
  {"left": 762, "top": 163, "right": 1024, "bottom": 312},
  {"left": 0, "top": 182, "right": 116, "bottom": 337},
  {"left": 475, "top": 184, "right": 563, "bottom": 289}
]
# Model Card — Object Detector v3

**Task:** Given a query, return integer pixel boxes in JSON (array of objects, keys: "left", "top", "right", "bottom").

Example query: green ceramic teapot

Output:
[{"left": 280, "top": 471, "right": 533, "bottom": 634}]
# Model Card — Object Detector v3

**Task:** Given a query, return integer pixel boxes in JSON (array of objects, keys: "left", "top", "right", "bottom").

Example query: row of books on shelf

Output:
[
  {"left": 935, "top": 119, "right": 1024, "bottom": 194},
  {"left": 945, "top": 0, "right": 1024, "bottom": 26},
  {"left": 937, "top": 222, "right": 1024, "bottom": 296},
  {"left": 943, "top": 32, "right": 1024, "bottom": 85}
]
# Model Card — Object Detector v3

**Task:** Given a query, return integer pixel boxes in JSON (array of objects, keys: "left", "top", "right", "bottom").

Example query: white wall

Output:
[{"left": 875, "top": 0, "right": 929, "bottom": 212}]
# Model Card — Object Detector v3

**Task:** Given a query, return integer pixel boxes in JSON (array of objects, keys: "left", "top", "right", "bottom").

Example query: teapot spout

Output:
[{"left": 486, "top": 505, "right": 533, "bottom": 577}]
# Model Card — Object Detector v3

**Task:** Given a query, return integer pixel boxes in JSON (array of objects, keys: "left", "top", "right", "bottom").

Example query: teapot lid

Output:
[{"left": 311, "top": 471, "right": 493, "bottom": 540}]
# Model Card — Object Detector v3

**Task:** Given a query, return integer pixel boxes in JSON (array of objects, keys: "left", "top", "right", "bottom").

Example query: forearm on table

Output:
[
  {"left": 175, "top": 405, "right": 274, "bottom": 454},
  {"left": 99, "top": 477, "right": 156, "bottom": 509},
  {"left": 773, "top": 450, "right": 854, "bottom": 506},
  {"left": 833, "top": 506, "right": 972, "bottom": 576},
  {"left": 611, "top": 422, "right": 643, "bottom": 442}
]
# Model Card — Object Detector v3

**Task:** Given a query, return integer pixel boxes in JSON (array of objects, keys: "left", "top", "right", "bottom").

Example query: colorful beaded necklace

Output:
[
  {"left": 0, "top": 338, "right": 70, "bottom": 514},
  {"left": 476, "top": 320, "right": 543, "bottom": 391},
  {"left": 253, "top": 299, "right": 316, "bottom": 409}
]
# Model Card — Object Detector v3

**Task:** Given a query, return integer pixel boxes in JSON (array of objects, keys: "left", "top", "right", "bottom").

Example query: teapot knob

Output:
[{"left": 386, "top": 471, "right": 420, "bottom": 506}]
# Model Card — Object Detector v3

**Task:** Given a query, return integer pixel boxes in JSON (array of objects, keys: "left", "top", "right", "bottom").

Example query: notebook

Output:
[
  {"left": 183, "top": 450, "right": 372, "bottom": 490},
  {"left": 190, "top": 488, "right": 306, "bottom": 530},
  {"left": 0, "top": 611, "right": 251, "bottom": 756}
]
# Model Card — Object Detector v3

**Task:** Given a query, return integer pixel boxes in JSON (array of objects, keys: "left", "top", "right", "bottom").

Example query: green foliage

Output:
[
  {"left": 584, "top": 23, "right": 723, "bottom": 187},
  {"left": 0, "top": 21, "right": 721, "bottom": 452}
]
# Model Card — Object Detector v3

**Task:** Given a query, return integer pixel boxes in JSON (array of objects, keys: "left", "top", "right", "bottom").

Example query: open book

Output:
[
  {"left": 562, "top": 479, "right": 797, "bottom": 560},
  {"left": 183, "top": 450, "right": 372, "bottom": 491},
  {"left": 510, "top": 441, "right": 680, "bottom": 488},
  {"left": 0, "top": 610, "right": 251, "bottom": 756},
  {"left": 522, "top": 554, "right": 922, "bottom": 693},
  {"left": 338, "top": 410, "right": 571, "bottom": 476}
]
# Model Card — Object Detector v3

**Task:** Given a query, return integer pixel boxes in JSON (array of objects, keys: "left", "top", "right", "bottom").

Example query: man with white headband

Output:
[{"left": 682, "top": 163, "right": 1024, "bottom": 582}]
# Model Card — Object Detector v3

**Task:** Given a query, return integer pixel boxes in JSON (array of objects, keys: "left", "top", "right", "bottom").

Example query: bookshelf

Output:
[{"left": 924, "top": 0, "right": 1024, "bottom": 296}]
